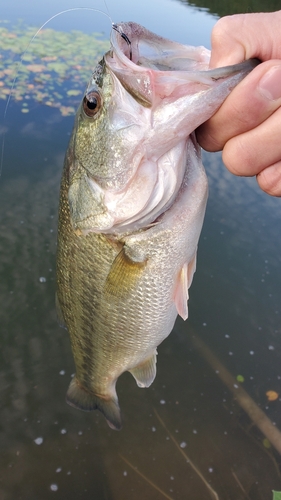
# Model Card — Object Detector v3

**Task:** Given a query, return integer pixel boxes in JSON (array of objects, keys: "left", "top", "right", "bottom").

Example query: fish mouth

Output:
[
  {"left": 106, "top": 22, "right": 258, "bottom": 109},
  {"left": 69, "top": 23, "right": 258, "bottom": 235},
  {"left": 106, "top": 22, "right": 211, "bottom": 108}
]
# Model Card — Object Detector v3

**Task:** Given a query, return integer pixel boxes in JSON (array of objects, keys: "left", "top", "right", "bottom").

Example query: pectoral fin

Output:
[
  {"left": 104, "top": 246, "right": 147, "bottom": 298},
  {"left": 129, "top": 350, "right": 157, "bottom": 388},
  {"left": 173, "top": 254, "right": 197, "bottom": 321},
  {"left": 66, "top": 377, "right": 122, "bottom": 430}
]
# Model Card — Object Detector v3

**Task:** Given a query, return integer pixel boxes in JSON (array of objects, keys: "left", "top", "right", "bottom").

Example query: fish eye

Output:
[{"left": 83, "top": 91, "right": 102, "bottom": 117}]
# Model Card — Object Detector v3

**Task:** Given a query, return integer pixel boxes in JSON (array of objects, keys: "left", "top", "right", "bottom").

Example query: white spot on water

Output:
[
  {"left": 59, "top": 370, "right": 65, "bottom": 376},
  {"left": 192, "top": 429, "right": 198, "bottom": 434},
  {"left": 123, "top": 471, "right": 127, "bottom": 476},
  {"left": 160, "top": 400, "right": 166, "bottom": 405},
  {"left": 78, "top": 431, "right": 83, "bottom": 436},
  {"left": 34, "top": 437, "right": 43, "bottom": 445},
  {"left": 228, "top": 352, "right": 233, "bottom": 356},
  {"left": 152, "top": 427, "right": 156, "bottom": 432},
  {"left": 170, "top": 476, "right": 174, "bottom": 480},
  {"left": 60, "top": 429, "right": 67, "bottom": 434},
  {"left": 268, "top": 345, "right": 275, "bottom": 350},
  {"left": 39, "top": 277, "right": 46, "bottom": 283},
  {"left": 208, "top": 467, "right": 213, "bottom": 473},
  {"left": 50, "top": 484, "right": 58, "bottom": 491},
  {"left": 180, "top": 442, "right": 187, "bottom": 448},
  {"left": 249, "top": 351, "right": 254, "bottom": 355},
  {"left": 233, "top": 384, "right": 238, "bottom": 389},
  {"left": 225, "top": 334, "right": 230, "bottom": 338}
]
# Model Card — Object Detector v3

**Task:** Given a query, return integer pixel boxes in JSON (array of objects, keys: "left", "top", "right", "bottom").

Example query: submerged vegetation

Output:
[{"left": 0, "top": 21, "right": 109, "bottom": 116}]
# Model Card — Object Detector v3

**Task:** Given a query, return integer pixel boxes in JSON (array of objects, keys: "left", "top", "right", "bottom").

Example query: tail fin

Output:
[{"left": 66, "top": 377, "right": 122, "bottom": 430}]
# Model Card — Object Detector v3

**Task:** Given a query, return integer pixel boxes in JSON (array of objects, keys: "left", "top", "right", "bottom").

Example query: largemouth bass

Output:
[{"left": 56, "top": 22, "right": 256, "bottom": 430}]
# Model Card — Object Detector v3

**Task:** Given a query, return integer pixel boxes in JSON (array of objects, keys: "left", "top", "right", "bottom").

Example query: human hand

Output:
[{"left": 197, "top": 12, "right": 281, "bottom": 196}]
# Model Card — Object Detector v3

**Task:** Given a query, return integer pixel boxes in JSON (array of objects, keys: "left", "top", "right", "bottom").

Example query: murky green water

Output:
[{"left": 1, "top": 1, "right": 281, "bottom": 499}]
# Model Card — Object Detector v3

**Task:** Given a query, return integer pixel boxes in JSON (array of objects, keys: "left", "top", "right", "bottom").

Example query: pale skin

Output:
[{"left": 197, "top": 11, "right": 281, "bottom": 196}]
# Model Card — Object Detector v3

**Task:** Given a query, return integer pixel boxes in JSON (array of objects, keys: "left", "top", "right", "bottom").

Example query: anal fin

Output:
[
  {"left": 66, "top": 377, "right": 122, "bottom": 431},
  {"left": 129, "top": 350, "right": 157, "bottom": 388}
]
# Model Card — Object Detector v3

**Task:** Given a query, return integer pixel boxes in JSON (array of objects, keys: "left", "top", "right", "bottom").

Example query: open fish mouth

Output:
[{"left": 68, "top": 22, "right": 258, "bottom": 236}]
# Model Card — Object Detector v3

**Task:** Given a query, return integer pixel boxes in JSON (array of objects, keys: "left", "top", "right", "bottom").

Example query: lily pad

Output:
[{"left": 0, "top": 20, "right": 109, "bottom": 116}]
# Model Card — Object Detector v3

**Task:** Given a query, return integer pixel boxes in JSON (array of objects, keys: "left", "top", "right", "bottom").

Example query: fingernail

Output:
[{"left": 258, "top": 66, "right": 281, "bottom": 101}]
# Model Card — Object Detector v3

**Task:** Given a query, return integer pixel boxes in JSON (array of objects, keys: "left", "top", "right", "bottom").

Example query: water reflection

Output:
[
  {"left": 179, "top": 0, "right": 281, "bottom": 16},
  {"left": 1, "top": 1, "right": 281, "bottom": 499}
]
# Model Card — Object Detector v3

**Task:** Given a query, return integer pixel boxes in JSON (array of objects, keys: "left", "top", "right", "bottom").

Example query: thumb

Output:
[{"left": 197, "top": 60, "right": 281, "bottom": 154}]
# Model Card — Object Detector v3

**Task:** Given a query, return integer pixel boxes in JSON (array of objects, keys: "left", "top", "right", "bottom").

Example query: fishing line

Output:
[
  {"left": 112, "top": 24, "right": 132, "bottom": 60},
  {"left": 0, "top": 4, "right": 133, "bottom": 179},
  {"left": 0, "top": 6, "right": 114, "bottom": 179}
]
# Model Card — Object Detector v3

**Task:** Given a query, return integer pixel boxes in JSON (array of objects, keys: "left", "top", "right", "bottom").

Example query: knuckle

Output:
[
  {"left": 222, "top": 135, "right": 254, "bottom": 175},
  {"left": 196, "top": 126, "right": 223, "bottom": 152},
  {"left": 211, "top": 15, "right": 241, "bottom": 47},
  {"left": 257, "top": 165, "right": 281, "bottom": 197}
]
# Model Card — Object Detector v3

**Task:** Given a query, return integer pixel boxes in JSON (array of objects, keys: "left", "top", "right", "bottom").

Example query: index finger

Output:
[{"left": 209, "top": 12, "right": 281, "bottom": 68}]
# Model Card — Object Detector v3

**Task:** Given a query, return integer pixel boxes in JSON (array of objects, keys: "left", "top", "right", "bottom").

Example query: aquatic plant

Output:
[{"left": 0, "top": 21, "right": 109, "bottom": 115}]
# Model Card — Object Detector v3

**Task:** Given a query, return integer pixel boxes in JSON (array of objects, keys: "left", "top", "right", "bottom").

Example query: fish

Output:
[{"left": 56, "top": 21, "right": 257, "bottom": 430}]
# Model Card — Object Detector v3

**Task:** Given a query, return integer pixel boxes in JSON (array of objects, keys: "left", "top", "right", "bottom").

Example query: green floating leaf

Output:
[
  {"left": 236, "top": 375, "right": 244, "bottom": 383},
  {"left": 0, "top": 20, "right": 109, "bottom": 116},
  {"left": 273, "top": 491, "right": 281, "bottom": 500},
  {"left": 263, "top": 438, "right": 271, "bottom": 449},
  {"left": 67, "top": 89, "right": 81, "bottom": 97}
]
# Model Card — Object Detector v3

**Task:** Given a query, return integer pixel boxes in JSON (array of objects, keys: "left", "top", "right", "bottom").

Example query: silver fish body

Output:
[{"left": 56, "top": 22, "right": 257, "bottom": 429}]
